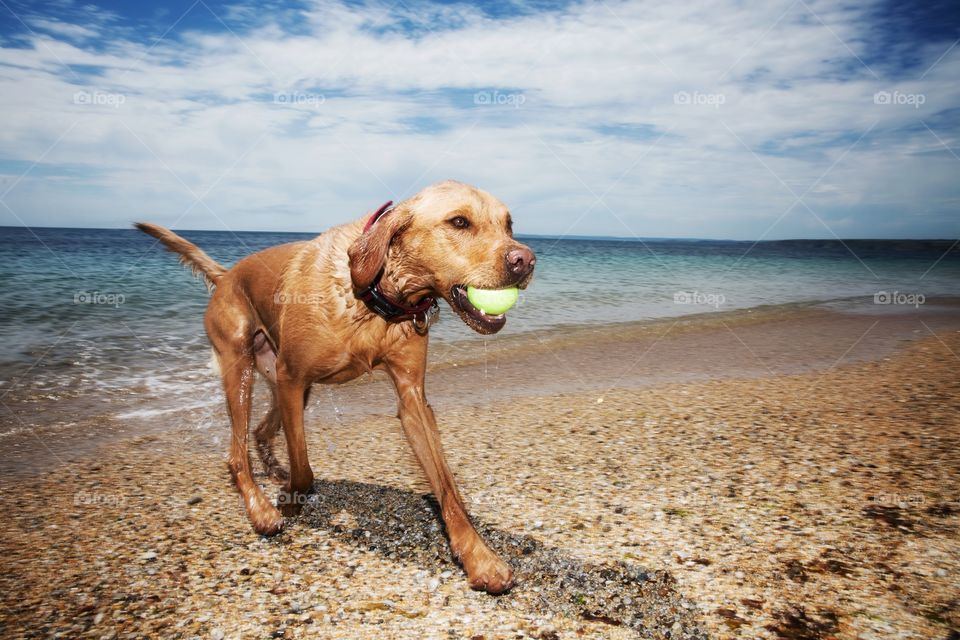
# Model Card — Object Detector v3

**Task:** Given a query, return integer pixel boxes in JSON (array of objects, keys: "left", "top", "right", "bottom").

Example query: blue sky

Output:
[{"left": 0, "top": 0, "right": 958, "bottom": 239}]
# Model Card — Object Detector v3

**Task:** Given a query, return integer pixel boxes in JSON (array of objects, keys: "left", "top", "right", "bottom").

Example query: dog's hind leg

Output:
[
  {"left": 254, "top": 396, "right": 289, "bottom": 485},
  {"left": 252, "top": 331, "right": 289, "bottom": 484},
  {"left": 207, "top": 311, "right": 284, "bottom": 536}
]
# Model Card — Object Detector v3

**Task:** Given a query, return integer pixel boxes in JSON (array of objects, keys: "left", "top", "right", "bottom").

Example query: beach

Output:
[
  {"left": 2, "top": 302, "right": 959, "bottom": 639},
  {"left": 3, "top": 0, "right": 960, "bottom": 636}
]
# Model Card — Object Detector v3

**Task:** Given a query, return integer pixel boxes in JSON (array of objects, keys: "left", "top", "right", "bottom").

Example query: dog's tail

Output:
[{"left": 134, "top": 222, "right": 226, "bottom": 290}]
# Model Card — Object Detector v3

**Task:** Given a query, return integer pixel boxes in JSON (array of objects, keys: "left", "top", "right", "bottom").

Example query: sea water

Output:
[{"left": 0, "top": 226, "right": 957, "bottom": 435}]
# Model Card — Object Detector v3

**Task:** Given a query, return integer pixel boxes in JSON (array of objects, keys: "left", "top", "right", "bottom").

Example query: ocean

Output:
[{"left": 1, "top": 226, "right": 958, "bottom": 438}]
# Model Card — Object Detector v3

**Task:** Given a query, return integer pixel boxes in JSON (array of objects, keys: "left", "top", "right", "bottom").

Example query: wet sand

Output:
[
  {"left": 3, "top": 301, "right": 959, "bottom": 478},
  {"left": 1, "top": 303, "right": 959, "bottom": 638}
]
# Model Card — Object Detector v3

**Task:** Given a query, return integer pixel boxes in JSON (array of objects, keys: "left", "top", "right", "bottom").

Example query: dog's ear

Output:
[{"left": 348, "top": 207, "right": 413, "bottom": 291}]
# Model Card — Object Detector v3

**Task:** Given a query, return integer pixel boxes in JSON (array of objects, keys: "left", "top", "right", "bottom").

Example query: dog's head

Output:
[{"left": 348, "top": 180, "right": 535, "bottom": 334}]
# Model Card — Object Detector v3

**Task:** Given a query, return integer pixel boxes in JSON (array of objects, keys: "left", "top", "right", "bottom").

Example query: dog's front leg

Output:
[
  {"left": 275, "top": 369, "right": 315, "bottom": 517},
  {"left": 385, "top": 352, "right": 514, "bottom": 594}
]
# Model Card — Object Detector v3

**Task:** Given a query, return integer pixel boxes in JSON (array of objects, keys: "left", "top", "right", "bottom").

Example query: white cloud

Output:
[
  {"left": 26, "top": 17, "right": 100, "bottom": 41},
  {"left": 0, "top": 0, "right": 957, "bottom": 238}
]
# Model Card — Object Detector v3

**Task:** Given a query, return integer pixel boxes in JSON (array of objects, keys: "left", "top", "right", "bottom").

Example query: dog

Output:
[{"left": 136, "top": 181, "right": 535, "bottom": 593}]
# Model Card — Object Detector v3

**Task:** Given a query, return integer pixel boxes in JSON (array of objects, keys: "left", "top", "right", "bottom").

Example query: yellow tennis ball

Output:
[{"left": 466, "top": 286, "right": 519, "bottom": 315}]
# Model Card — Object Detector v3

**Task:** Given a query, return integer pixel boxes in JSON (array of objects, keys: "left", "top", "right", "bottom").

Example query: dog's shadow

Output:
[{"left": 290, "top": 479, "right": 706, "bottom": 638}]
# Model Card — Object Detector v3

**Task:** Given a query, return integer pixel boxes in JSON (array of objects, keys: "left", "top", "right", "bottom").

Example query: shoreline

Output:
[
  {"left": 2, "top": 298, "right": 960, "bottom": 480},
  {"left": 425, "top": 295, "right": 959, "bottom": 369}
]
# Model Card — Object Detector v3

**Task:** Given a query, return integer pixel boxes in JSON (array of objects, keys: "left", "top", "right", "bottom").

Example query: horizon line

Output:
[{"left": 0, "top": 224, "right": 957, "bottom": 244}]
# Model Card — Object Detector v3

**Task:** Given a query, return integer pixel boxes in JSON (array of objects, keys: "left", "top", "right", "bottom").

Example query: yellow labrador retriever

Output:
[{"left": 137, "top": 181, "right": 535, "bottom": 593}]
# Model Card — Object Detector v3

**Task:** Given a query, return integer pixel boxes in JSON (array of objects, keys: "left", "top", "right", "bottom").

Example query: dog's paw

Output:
[
  {"left": 249, "top": 504, "right": 284, "bottom": 537},
  {"left": 463, "top": 547, "right": 514, "bottom": 594},
  {"left": 276, "top": 482, "right": 312, "bottom": 518}
]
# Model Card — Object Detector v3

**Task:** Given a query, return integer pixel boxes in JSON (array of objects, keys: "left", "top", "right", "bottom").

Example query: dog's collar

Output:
[{"left": 356, "top": 201, "right": 438, "bottom": 324}]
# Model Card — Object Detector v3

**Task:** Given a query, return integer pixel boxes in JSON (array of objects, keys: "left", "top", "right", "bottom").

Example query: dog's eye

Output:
[{"left": 448, "top": 216, "right": 470, "bottom": 229}]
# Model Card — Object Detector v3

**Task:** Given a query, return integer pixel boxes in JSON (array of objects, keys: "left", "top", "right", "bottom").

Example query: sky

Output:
[{"left": 0, "top": 0, "right": 958, "bottom": 239}]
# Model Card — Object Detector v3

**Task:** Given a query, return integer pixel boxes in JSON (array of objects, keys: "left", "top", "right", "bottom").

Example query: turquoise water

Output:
[{"left": 0, "top": 227, "right": 957, "bottom": 432}]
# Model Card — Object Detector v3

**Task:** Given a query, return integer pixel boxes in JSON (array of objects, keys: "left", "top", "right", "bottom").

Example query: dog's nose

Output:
[{"left": 505, "top": 247, "right": 535, "bottom": 277}]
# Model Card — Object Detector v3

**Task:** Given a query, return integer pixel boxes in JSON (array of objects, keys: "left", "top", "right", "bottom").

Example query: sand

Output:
[{"left": 1, "top": 304, "right": 958, "bottom": 639}]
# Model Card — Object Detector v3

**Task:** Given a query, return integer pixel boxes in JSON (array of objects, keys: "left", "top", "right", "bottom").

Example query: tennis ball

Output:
[{"left": 466, "top": 286, "right": 519, "bottom": 315}]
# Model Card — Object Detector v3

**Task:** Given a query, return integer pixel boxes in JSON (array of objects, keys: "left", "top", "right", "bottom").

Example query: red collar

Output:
[{"left": 355, "top": 201, "right": 437, "bottom": 323}]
